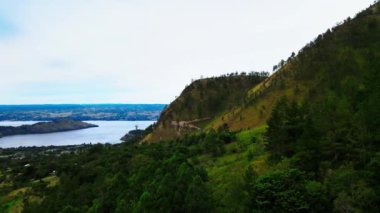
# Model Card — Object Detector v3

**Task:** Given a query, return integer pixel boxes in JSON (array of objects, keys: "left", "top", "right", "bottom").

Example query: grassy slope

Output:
[
  {"left": 189, "top": 2, "right": 380, "bottom": 211},
  {"left": 210, "top": 9, "right": 379, "bottom": 131},
  {"left": 0, "top": 175, "right": 58, "bottom": 213},
  {"left": 197, "top": 126, "right": 292, "bottom": 212},
  {"left": 146, "top": 74, "right": 267, "bottom": 142},
  {"left": 148, "top": 2, "right": 380, "bottom": 141}
]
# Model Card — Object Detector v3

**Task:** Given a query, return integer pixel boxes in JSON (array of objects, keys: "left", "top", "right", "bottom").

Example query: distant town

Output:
[{"left": 0, "top": 104, "right": 166, "bottom": 121}]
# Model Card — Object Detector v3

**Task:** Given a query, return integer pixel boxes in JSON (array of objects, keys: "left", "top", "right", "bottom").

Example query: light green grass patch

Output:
[
  {"left": 1, "top": 198, "right": 23, "bottom": 213},
  {"left": 8, "top": 198, "right": 23, "bottom": 213},
  {"left": 8, "top": 187, "right": 31, "bottom": 198},
  {"left": 43, "top": 176, "right": 59, "bottom": 188},
  {"left": 203, "top": 150, "right": 250, "bottom": 212},
  {"left": 0, "top": 181, "right": 12, "bottom": 189},
  {"left": 31, "top": 176, "right": 59, "bottom": 188},
  {"left": 236, "top": 125, "right": 267, "bottom": 144}
]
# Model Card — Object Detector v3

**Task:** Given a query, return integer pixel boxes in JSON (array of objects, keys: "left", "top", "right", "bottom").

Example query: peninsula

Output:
[{"left": 0, "top": 120, "right": 98, "bottom": 138}]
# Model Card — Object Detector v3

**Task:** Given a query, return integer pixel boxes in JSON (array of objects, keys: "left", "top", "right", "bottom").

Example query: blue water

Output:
[{"left": 0, "top": 121, "right": 154, "bottom": 148}]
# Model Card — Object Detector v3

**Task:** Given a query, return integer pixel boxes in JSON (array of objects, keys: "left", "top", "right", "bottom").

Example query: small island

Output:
[{"left": 0, "top": 120, "right": 98, "bottom": 138}]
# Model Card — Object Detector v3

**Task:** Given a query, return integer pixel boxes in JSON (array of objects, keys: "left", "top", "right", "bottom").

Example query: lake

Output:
[{"left": 0, "top": 121, "right": 155, "bottom": 148}]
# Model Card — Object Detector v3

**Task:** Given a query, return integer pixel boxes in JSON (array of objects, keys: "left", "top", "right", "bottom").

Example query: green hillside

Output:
[
  {"left": 147, "top": 2, "right": 380, "bottom": 141},
  {"left": 145, "top": 73, "right": 268, "bottom": 142},
  {"left": 209, "top": 2, "right": 380, "bottom": 131}
]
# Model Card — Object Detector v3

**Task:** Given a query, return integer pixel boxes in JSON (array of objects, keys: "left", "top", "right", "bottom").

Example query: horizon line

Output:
[{"left": 0, "top": 103, "right": 168, "bottom": 106}]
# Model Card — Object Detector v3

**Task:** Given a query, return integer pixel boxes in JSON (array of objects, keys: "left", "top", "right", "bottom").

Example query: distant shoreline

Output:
[
  {"left": 0, "top": 119, "right": 158, "bottom": 122},
  {"left": 0, "top": 120, "right": 98, "bottom": 138},
  {"left": 0, "top": 120, "right": 155, "bottom": 148},
  {"left": 0, "top": 104, "right": 166, "bottom": 121}
]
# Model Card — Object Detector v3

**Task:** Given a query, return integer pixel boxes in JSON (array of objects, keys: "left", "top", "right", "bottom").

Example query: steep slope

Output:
[
  {"left": 147, "top": 1, "right": 380, "bottom": 142},
  {"left": 208, "top": 2, "right": 380, "bottom": 131},
  {"left": 145, "top": 73, "right": 268, "bottom": 142}
]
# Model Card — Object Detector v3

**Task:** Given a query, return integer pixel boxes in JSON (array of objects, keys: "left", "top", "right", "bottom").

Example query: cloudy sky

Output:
[{"left": 0, "top": 0, "right": 374, "bottom": 104}]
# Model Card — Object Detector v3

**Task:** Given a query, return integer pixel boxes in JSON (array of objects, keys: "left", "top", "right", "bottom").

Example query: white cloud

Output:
[{"left": 0, "top": 0, "right": 375, "bottom": 104}]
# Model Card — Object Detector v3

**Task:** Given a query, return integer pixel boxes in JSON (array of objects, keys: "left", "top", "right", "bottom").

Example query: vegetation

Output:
[
  {"left": 120, "top": 129, "right": 145, "bottom": 141},
  {"left": 207, "top": 1, "right": 380, "bottom": 132},
  {"left": 1, "top": 1, "right": 380, "bottom": 212},
  {"left": 147, "top": 72, "right": 268, "bottom": 141}
]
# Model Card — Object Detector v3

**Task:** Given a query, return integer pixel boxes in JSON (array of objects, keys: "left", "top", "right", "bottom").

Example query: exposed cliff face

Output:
[{"left": 145, "top": 73, "right": 268, "bottom": 142}]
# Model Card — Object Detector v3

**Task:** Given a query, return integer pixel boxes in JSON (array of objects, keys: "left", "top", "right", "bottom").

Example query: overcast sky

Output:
[{"left": 0, "top": 0, "right": 375, "bottom": 104}]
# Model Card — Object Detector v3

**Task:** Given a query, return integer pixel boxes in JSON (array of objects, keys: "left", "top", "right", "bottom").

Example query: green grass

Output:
[
  {"left": 0, "top": 176, "right": 54, "bottom": 213},
  {"left": 201, "top": 150, "right": 249, "bottom": 212},
  {"left": 147, "top": 75, "right": 267, "bottom": 142},
  {"left": 0, "top": 181, "right": 12, "bottom": 189},
  {"left": 1, "top": 198, "right": 23, "bottom": 213},
  {"left": 195, "top": 126, "right": 294, "bottom": 211},
  {"left": 236, "top": 125, "right": 266, "bottom": 143},
  {"left": 8, "top": 187, "right": 31, "bottom": 197},
  {"left": 195, "top": 127, "right": 269, "bottom": 212}
]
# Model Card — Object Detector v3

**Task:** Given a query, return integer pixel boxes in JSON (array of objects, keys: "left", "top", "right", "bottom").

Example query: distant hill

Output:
[
  {"left": 0, "top": 120, "right": 98, "bottom": 138},
  {"left": 0, "top": 104, "right": 165, "bottom": 121}
]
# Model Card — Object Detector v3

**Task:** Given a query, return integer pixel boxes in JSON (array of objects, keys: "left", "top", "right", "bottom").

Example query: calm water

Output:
[{"left": 0, "top": 121, "right": 155, "bottom": 148}]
